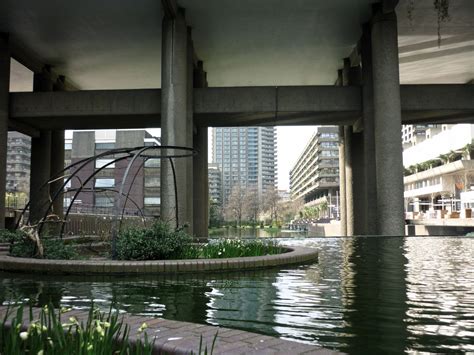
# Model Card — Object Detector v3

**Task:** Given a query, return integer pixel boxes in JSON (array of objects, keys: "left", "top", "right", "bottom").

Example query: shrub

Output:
[
  {"left": 116, "top": 221, "right": 193, "bottom": 261},
  {"left": 8, "top": 232, "right": 78, "bottom": 260},
  {"left": 0, "top": 229, "right": 22, "bottom": 243}
]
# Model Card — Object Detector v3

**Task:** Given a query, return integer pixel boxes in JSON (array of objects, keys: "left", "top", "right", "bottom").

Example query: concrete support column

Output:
[
  {"left": 0, "top": 34, "right": 10, "bottom": 229},
  {"left": 193, "top": 61, "right": 209, "bottom": 241},
  {"left": 185, "top": 27, "right": 194, "bottom": 235},
  {"left": 29, "top": 67, "right": 53, "bottom": 224},
  {"left": 161, "top": 8, "right": 192, "bottom": 228},
  {"left": 344, "top": 126, "right": 354, "bottom": 236},
  {"left": 351, "top": 130, "right": 366, "bottom": 235},
  {"left": 361, "top": 23, "right": 377, "bottom": 235},
  {"left": 338, "top": 126, "right": 347, "bottom": 236},
  {"left": 50, "top": 76, "right": 67, "bottom": 219},
  {"left": 371, "top": 6, "right": 405, "bottom": 235}
]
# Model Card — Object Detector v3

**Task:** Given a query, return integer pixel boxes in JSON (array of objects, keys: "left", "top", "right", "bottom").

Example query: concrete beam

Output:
[{"left": 7, "top": 85, "right": 473, "bottom": 130}]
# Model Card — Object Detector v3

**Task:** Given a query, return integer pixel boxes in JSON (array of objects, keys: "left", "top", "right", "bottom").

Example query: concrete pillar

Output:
[
  {"left": 161, "top": 8, "right": 192, "bottom": 229},
  {"left": 351, "top": 130, "right": 366, "bottom": 235},
  {"left": 29, "top": 67, "right": 53, "bottom": 224},
  {"left": 344, "top": 126, "right": 354, "bottom": 236},
  {"left": 338, "top": 126, "right": 347, "bottom": 236},
  {"left": 50, "top": 76, "right": 66, "bottom": 218},
  {"left": 342, "top": 58, "right": 354, "bottom": 236},
  {"left": 361, "top": 23, "right": 377, "bottom": 235},
  {"left": 186, "top": 27, "right": 194, "bottom": 235},
  {"left": 193, "top": 60, "right": 209, "bottom": 241},
  {"left": 371, "top": 6, "right": 405, "bottom": 235},
  {"left": 0, "top": 34, "right": 10, "bottom": 229}
]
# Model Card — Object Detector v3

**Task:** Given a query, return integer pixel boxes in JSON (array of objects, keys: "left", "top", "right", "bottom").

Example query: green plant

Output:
[
  {"left": 191, "top": 332, "right": 218, "bottom": 355},
  {"left": 0, "top": 229, "right": 24, "bottom": 243},
  {"left": 116, "top": 221, "right": 193, "bottom": 261},
  {"left": 8, "top": 232, "right": 78, "bottom": 260},
  {"left": 200, "top": 239, "right": 284, "bottom": 259},
  {"left": 0, "top": 304, "right": 153, "bottom": 355}
]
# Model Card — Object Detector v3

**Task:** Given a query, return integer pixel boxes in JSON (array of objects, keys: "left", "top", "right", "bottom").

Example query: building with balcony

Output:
[
  {"left": 403, "top": 124, "right": 474, "bottom": 215},
  {"left": 5, "top": 132, "right": 31, "bottom": 205},
  {"left": 65, "top": 129, "right": 161, "bottom": 216},
  {"left": 208, "top": 163, "right": 222, "bottom": 205},
  {"left": 212, "top": 127, "right": 276, "bottom": 203},
  {"left": 290, "top": 127, "right": 339, "bottom": 209}
]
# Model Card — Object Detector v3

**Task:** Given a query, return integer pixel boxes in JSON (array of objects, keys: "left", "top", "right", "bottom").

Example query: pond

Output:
[{"left": 1, "top": 236, "right": 473, "bottom": 353}]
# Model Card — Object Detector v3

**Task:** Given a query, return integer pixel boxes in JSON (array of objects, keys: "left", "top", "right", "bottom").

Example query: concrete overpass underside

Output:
[{"left": 0, "top": 0, "right": 472, "bottom": 236}]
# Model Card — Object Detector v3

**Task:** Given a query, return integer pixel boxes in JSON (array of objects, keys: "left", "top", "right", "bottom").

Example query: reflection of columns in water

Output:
[
  {"left": 205, "top": 270, "right": 279, "bottom": 336},
  {"left": 341, "top": 237, "right": 408, "bottom": 353}
]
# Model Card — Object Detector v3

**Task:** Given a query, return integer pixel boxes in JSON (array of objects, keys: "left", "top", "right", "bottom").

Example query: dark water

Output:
[{"left": 1, "top": 236, "right": 473, "bottom": 353}]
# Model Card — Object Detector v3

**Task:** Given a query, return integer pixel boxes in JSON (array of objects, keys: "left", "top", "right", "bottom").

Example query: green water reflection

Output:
[{"left": 1, "top": 236, "right": 473, "bottom": 353}]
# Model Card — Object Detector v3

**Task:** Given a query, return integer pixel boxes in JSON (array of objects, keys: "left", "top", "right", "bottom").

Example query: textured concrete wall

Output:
[{"left": 0, "top": 35, "right": 10, "bottom": 229}]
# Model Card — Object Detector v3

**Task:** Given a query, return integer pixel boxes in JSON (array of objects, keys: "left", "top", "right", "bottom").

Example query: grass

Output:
[{"left": 0, "top": 304, "right": 154, "bottom": 355}]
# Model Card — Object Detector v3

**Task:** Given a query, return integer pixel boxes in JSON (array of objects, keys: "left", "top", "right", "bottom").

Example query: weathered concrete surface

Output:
[
  {"left": 8, "top": 85, "right": 474, "bottom": 131},
  {"left": 371, "top": 8, "right": 404, "bottom": 236},
  {"left": 0, "top": 35, "right": 9, "bottom": 229},
  {"left": 193, "top": 126, "right": 208, "bottom": 241},
  {"left": 338, "top": 126, "right": 347, "bottom": 236},
  {"left": 161, "top": 9, "right": 192, "bottom": 229}
]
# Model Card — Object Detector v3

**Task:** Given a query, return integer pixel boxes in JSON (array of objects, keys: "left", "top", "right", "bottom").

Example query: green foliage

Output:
[
  {"left": 116, "top": 221, "right": 193, "bottom": 261},
  {"left": 200, "top": 239, "right": 284, "bottom": 258},
  {"left": 0, "top": 229, "right": 24, "bottom": 243},
  {"left": 8, "top": 231, "right": 78, "bottom": 260},
  {"left": 0, "top": 304, "right": 153, "bottom": 355}
]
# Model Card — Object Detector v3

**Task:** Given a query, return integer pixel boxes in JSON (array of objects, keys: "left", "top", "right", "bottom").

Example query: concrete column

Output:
[
  {"left": 161, "top": 8, "right": 192, "bottom": 228},
  {"left": 338, "top": 126, "right": 347, "bottom": 236},
  {"left": 193, "top": 61, "right": 209, "bottom": 241},
  {"left": 29, "top": 67, "right": 53, "bottom": 224},
  {"left": 186, "top": 27, "right": 194, "bottom": 235},
  {"left": 361, "top": 23, "right": 377, "bottom": 235},
  {"left": 0, "top": 34, "right": 10, "bottom": 229},
  {"left": 342, "top": 58, "right": 354, "bottom": 236},
  {"left": 351, "top": 130, "right": 366, "bottom": 235},
  {"left": 50, "top": 76, "right": 67, "bottom": 218},
  {"left": 371, "top": 6, "right": 405, "bottom": 235},
  {"left": 344, "top": 126, "right": 354, "bottom": 236}
]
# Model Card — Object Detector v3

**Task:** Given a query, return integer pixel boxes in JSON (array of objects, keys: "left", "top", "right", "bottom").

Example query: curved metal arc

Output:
[{"left": 55, "top": 154, "right": 132, "bottom": 238}]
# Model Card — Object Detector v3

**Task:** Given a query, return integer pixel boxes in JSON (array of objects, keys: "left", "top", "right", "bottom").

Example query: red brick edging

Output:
[{"left": 0, "top": 246, "right": 318, "bottom": 275}]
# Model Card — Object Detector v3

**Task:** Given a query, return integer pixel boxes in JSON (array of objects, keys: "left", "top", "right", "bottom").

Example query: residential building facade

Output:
[
  {"left": 5, "top": 132, "right": 31, "bottom": 206},
  {"left": 208, "top": 163, "right": 222, "bottom": 205},
  {"left": 212, "top": 127, "right": 276, "bottom": 203},
  {"left": 290, "top": 127, "right": 339, "bottom": 214},
  {"left": 403, "top": 124, "right": 474, "bottom": 216},
  {"left": 65, "top": 130, "right": 161, "bottom": 216}
]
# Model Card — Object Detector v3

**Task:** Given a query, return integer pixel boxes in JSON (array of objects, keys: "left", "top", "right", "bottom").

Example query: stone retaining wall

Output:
[{"left": 0, "top": 246, "right": 318, "bottom": 275}]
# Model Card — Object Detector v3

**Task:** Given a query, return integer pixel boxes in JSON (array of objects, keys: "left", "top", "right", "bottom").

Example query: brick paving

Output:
[
  {"left": 0, "top": 306, "right": 340, "bottom": 354},
  {"left": 0, "top": 245, "right": 318, "bottom": 275}
]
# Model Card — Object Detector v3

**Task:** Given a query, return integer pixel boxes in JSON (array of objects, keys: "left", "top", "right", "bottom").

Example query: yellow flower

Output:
[
  {"left": 138, "top": 322, "right": 148, "bottom": 333},
  {"left": 37, "top": 350, "right": 44, "bottom": 355}
]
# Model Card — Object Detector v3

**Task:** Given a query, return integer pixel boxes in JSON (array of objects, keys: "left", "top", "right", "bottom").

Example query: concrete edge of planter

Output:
[
  {"left": 0, "top": 306, "right": 336, "bottom": 355},
  {"left": 0, "top": 246, "right": 318, "bottom": 275}
]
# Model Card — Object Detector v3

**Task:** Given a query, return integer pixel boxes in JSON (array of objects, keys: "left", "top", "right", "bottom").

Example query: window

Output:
[
  {"left": 64, "top": 143, "right": 72, "bottom": 150},
  {"left": 145, "top": 176, "right": 160, "bottom": 187},
  {"left": 96, "top": 159, "right": 115, "bottom": 169},
  {"left": 95, "top": 142, "right": 115, "bottom": 150},
  {"left": 95, "top": 196, "right": 114, "bottom": 207},
  {"left": 95, "top": 178, "right": 115, "bottom": 188},
  {"left": 145, "top": 159, "right": 161, "bottom": 168},
  {"left": 144, "top": 197, "right": 160, "bottom": 205}
]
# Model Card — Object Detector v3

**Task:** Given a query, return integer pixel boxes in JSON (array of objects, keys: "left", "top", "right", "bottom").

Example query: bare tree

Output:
[
  {"left": 263, "top": 188, "right": 281, "bottom": 225},
  {"left": 224, "top": 184, "right": 246, "bottom": 226},
  {"left": 243, "top": 185, "right": 260, "bottom": 223}
]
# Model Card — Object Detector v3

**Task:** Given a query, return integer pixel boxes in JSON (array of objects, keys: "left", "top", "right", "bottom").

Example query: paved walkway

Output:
[{"left": 0, "top": 306, "right": 339, "bottom": 354}]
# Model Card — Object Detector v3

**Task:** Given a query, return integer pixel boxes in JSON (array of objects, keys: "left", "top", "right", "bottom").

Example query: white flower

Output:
[
  {"left": 19, "top": 331, "right": 28, "bottom": 341},
  {"left": 138, "top": 322, "right": 148, "bottom": 333},
  {"left": 37, "top": 350, "right": 44, "bottom": 355}
]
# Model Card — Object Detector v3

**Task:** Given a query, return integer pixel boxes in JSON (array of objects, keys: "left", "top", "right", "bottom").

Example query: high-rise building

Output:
[
  {"left": 212, "top": 127, "right": 276, "bottom": 203},
  {"left": 208, "top": 163, "right": 222, "bottom": 205},
  {"left": 65, "top": 130, "right": 161, "bottom": 216},
  {"left": 290, "top": 127, "right": 339, "bottom": 206},
  {"left": 5, "top": 132, "right": 31, "bottom": 202}
]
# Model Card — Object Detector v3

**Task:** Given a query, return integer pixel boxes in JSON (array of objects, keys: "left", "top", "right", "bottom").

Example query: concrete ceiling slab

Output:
[{"left": 2, "top": 0, "right": 473, "bottom": 91}]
